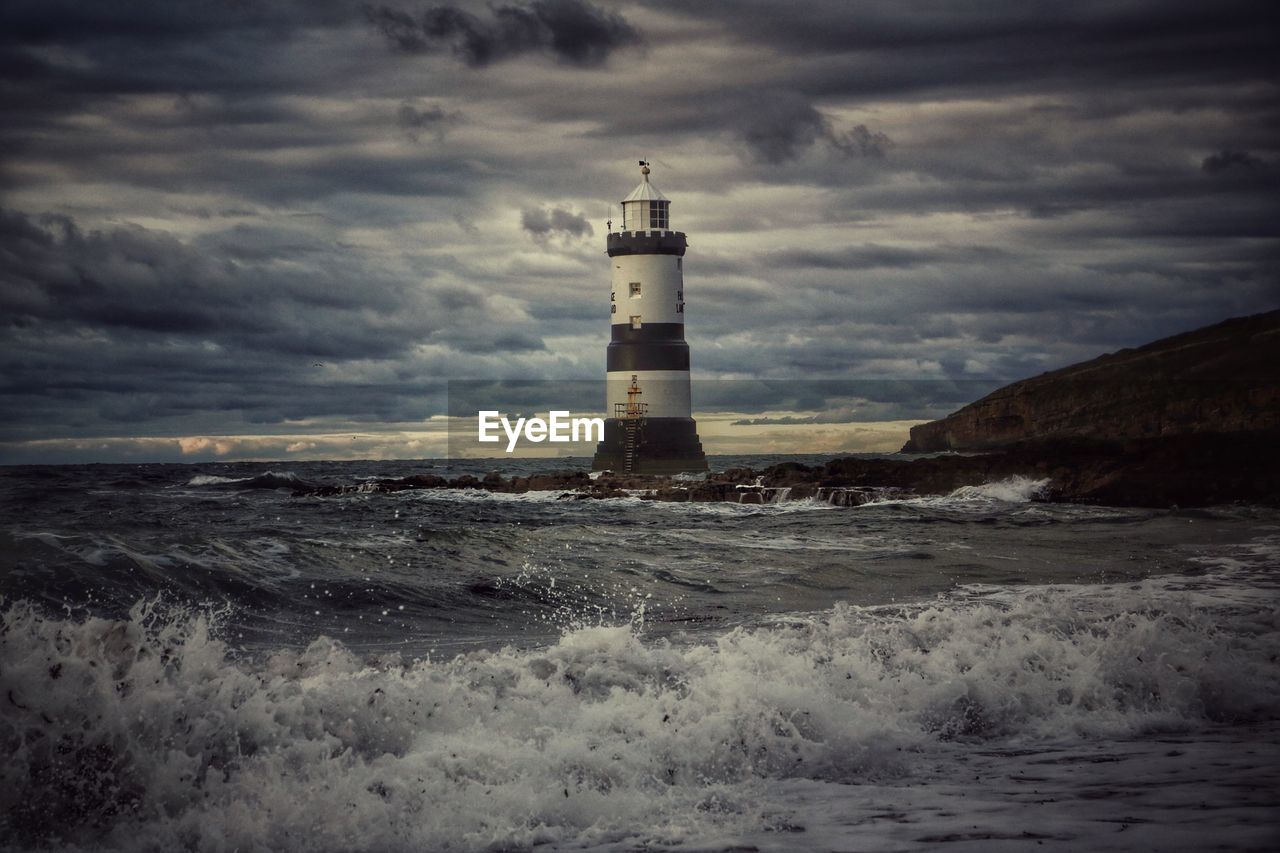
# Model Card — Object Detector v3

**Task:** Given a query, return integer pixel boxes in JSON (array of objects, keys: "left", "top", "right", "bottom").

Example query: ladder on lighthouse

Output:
[{"left": 614, "top": 375, "right": 648, "bottom": 474}]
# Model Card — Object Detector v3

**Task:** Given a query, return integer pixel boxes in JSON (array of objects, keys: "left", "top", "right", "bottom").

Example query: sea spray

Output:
[
  {"left": 3, "top": 567, "right": 1278, "bottom": 851},
  {"left": 947, "top": 475, "right": 1050, "bottom": 503}
]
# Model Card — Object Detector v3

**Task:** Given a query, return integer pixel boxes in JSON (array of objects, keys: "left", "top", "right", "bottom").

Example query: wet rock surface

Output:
[{"left": 293, "top": 430, "right": 1280, "bottom": 508}]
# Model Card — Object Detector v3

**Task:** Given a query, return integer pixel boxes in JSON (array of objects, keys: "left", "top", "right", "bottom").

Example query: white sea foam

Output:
[
  {"left": 861, "top": 475, "right": 1051, "bottom": 509},
  {"left": 400, "top": 487, "right": 606, "bottom": 505},
  {"left": 185, "top": 473, "right": 246, "bottom": 486},
  {"left": 947, "top": 475, "right": 1050, "bottom": 503},
  {"left": 649, "top": 496, "right": 839, "bottom": 518},
  {"left": 654, "top": 527, "right": 905, "bottom": 554},
  {"left": 3, "top": 564, "right": 1277, "bottom": 851},
  {"left": 185, "top": 471, "right": 308, "bottom": 489}
]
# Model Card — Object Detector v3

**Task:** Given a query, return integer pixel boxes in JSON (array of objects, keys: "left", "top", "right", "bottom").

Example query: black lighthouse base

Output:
[{"left": 591, "top": 417, "right": 708, "bottom": 475}]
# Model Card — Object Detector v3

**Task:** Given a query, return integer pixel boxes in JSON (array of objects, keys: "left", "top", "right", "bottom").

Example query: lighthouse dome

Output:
[{"left": 621, "top": 162, "right": 671, "bottom": 232}]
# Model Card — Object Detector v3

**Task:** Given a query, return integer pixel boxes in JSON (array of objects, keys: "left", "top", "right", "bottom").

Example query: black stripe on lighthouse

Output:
[
  {"left": 608, "top": 322, "right": 690, "bottom": 371},
  {"left": 609, "top": 323, "right": 686, "bottom": 343},
  {"left": 607, "top": 342, "right": 689, "bottom": 372}
]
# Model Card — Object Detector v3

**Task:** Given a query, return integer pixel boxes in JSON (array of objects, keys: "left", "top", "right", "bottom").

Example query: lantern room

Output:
[{"left": 620, "top": 161, "right": 670, "bottom": 232}]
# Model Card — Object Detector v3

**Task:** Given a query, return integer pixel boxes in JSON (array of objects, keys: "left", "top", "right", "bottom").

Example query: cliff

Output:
[{"left": 902, "top": 311, "right": 1280, "bottom": 452}]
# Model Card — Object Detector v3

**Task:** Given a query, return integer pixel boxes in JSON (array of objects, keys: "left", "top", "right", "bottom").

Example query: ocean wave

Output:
[
  {"left": 947, "top": 475, "right": 1050, "bottom": 503},
  {"left": 643, "top": 496, "right": 839, "bottom": 518},
  {"left": 185, "top": 474, "right": 246, "bottom": 486},
  {"left": 861, "top": 475, "right": 1051, "bottom": 509},
  {"left": 184, "top": 471, "right": 311, "bottom": 490},
  {"left": 3, "top": 569, "right": 1276, "bottom": 851}
]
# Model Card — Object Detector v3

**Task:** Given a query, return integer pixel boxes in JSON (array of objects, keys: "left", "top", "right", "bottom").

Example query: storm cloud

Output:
[
  {"left": 1, "top": 0, "right": 1277, "bottom": 461},
  {"left": 727, "top": 92, "right": 896, "bottom": 164},
  {"left": 396, "top": 101, "right": 457, "bottom": 141},
  {"left": 1202, "top": 149, "right": 1266, "bottom": 173},
  {"left": 521, "top": 206, "right": 594, "bottom": 240},
  {"left": 365, "top": 0, "right": 640, "bottom": 66}
]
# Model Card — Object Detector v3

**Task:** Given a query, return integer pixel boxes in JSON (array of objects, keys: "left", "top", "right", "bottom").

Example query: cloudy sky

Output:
[{"left": 2, "top": 0, "right": 1276, "bottom": 463}]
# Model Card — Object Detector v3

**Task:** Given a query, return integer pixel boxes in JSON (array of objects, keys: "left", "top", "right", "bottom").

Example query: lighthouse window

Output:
[
  {"left": 629, "top": 281, "right": 641, "bottom": 297},
  {"left": 611, "top": 304, "right": 616, "bottom": 314},
  {"left": 649, "top": 201, "right": 669, "bottom": 230},
  {"left": 630, "top": 315, "right": 642, "bottom": 329}
]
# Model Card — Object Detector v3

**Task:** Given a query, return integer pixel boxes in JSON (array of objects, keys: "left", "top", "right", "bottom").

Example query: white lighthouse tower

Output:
[{"left": 592, "top": 162, "right": 707, "bottom": 474}]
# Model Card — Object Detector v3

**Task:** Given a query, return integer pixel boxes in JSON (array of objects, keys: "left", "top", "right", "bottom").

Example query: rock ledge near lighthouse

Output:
[{"left": 293, "top": 427, "right": 1280, "bottom": 508}]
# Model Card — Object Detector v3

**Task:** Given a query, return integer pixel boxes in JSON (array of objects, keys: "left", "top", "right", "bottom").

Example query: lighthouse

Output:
[{"left": 591, "top": 162, "right": 708, "bottom": 474}]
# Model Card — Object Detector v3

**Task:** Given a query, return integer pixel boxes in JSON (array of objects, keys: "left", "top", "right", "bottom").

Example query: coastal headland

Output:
[{"left": 299, "top": 311, "right": 1280, "bottom": 508}]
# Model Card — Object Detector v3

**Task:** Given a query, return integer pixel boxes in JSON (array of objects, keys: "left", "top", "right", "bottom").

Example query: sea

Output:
[{"left": 2, "top": 455, "right": 1278, "bottom": 852}]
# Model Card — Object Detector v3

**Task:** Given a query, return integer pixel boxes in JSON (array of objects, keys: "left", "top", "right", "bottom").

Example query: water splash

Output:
[{"left": 3, "top": 566, "right": 1276, "bottom": 851}]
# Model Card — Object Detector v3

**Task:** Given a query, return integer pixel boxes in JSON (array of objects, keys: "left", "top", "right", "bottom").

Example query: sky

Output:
[{"left": 1, "top": 0, "right": 1277, "bottom": 463}]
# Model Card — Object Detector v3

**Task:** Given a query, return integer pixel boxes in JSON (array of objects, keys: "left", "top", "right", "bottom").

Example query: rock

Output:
[
  {"left": 903, "top": 310, "right": 1280, "bottom": 453},
  {"left": 761, "top": 461, "right": 816, "bottom": 486},
  {"left": 293, "top": 442, "right": 1279, "bottom": 507}
]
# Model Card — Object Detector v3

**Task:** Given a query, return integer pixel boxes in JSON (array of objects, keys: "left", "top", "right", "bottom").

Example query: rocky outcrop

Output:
[
  {"left": 291, "top": 431, "right": 1280, "bottom": 509},
  {"left": 902, "top": 311, "right": 1280, "bottom": 452}
]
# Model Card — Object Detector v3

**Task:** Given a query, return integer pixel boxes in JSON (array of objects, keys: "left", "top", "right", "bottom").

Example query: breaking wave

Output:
[
  {"left": 3, "top": 568, "right": 1277, "bottom": 851},
  {"left": 946, "top": 475, "right": 1050, "bottom": 503},
  {"left": 184, "top": 471, "right": 311, "bottom": 490},
  {"left": 861, "top": 475, "right": 1051, "bottom": 509}
]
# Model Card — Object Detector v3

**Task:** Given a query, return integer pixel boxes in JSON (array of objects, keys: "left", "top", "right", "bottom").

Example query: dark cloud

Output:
[
  {"left": 0, "top": 1, "right": 352, "bottom": 42},
  {"left": 365, "top": 0, "right": 640, "bottom": 66},
  {"left": 521, "top": 206, "right": 594, "bottom": 240},
  {"left": 365, "top": 5, "right": 431, "bottom": 52},
  {"left": 397, "top": 100, "right": 457, "bottom": 141},
  {"left": 726, "top": 91, "right": 894, "bottom": 164},
  {"left": 732, "top": 92, "right": 829, "bottom": 164},
  {"left": 0, "top": 1, "right": 355, "bottom": 125},
  {"left": 767, "top": 245, "right": 1009, "bottom": 271},
  {"left": 0, "top": 207, "right": 558, "bottom": 441},
  {"left": 642, "top": 0, "right": 1277, "bottom": 95},
  {"left": 398, "top": 102, "right": 450, "bottom": 127},
  {"left": 1202, "top": 149, "right": 1266, "bottom": 173},
  {"left": 833, "top": 124, "right": 894, "bottom": 159}
]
